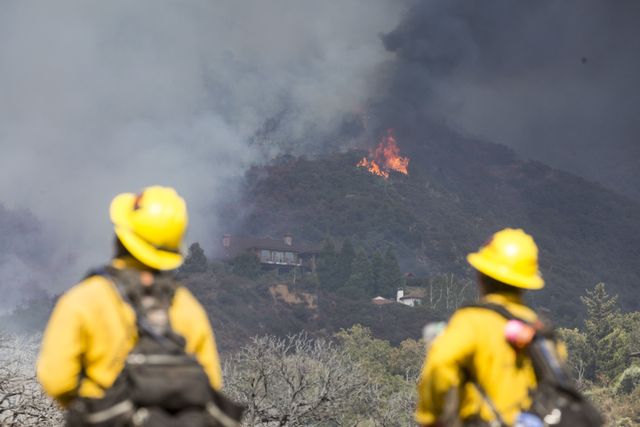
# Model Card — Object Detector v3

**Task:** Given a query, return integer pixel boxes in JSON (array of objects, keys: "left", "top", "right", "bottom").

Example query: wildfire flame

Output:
[{"left": 356, "top": 130, "right": 409, "bottom": 179}]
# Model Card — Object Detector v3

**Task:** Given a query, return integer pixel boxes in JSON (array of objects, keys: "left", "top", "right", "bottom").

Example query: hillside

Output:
[
  {"left": 182, "top": 267, "right": 435, "bottom": 352},
  {"left": 225, "top": 141, "right": 640, "bottom": 325}
]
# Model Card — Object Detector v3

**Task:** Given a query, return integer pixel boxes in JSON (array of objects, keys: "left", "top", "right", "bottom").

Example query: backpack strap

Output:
[
  {"left": 459, "top": 302, "right": 535, "bottom": 427},
  {"left": 88, "top": 265, "right": 184, "bottom": 351},
  {"left": 462, "top": 302, "right": 572, "bottom": 388}
]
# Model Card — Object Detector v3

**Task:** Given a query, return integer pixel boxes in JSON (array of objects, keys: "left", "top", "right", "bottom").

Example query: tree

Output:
[
  {"left": 370, "top": 251, "right": 384, "bottom": 296},
  {"left": 335, "top": 325, "right": 417, "bottom": 426},
  {"left": 222, "top": 334, "right": 370, "bottom": 426},
  {"left": 335, "top": 239, "right": 356, "bottom": 288},
  {"left": 424, "top": 274, "right": 472, "bottom": 315},
  {"left": 581, "top": 282, "right": 619, "bottom": 343},
  {"left": 180, "top": 242, "right": 208, "bottom": 274},
  {"left": 580, "top": 283, "right": 624, "bottom": 382},
  {"left": 377, "top": 246, "right": 402, "bottom": 298},
  {"left": 317, "top": 240, "right": 341, "bottom": 290},
  {"left": 614, "top": 366, "right": 640, "bottom": 395},
  {"left": 343, "top": 250, "right": 373, "bottom": 299},
  {"left": 556, "top": 328, "right": 590, "bottom": 388},
  {"left": 232, "top": 251, "right": 262, "bottom": 279},
  {"left": 620, "top": 311, "right": 640, "bottom": 355}
]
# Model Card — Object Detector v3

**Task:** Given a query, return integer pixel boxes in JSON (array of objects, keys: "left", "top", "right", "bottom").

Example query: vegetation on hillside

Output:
[
  {"left": 3, "top": 282, "right": 640, "bottom": 426},
  {"left": 3, "top": 146, "right": 640, "bottom": 424},
  {"left": 228, "top": 151, "right": 640, "bottom": 324}
]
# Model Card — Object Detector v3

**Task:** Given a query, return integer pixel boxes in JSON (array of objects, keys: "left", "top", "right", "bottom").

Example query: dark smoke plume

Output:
[{"left": 373, "top": 0, "right": 640, "bottom": 198}]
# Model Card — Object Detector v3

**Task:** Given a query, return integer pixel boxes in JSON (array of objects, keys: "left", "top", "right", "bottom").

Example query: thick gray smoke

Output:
[
  {"left": 0, "top": 1, "right": 405, "bottom": 311},
  {"left": 377, "top": 0, "right": 640, "bottom": 198}
]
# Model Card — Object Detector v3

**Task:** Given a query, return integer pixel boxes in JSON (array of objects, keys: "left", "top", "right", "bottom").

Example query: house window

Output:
[
  {"left": 285, "top": 252, "right": 295, "bottom": 263},
  {"left": 273, "top": 251, "right": 285, "bottom": 263},
  {"left": 260, "top": 250, "right": 271, "bottom": 261}
]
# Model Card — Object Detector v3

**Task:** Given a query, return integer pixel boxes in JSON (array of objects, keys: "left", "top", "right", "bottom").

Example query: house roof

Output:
[
  {"left": 371, "top": 296, "right": 394, "bottom": 305},
  {"left": 399, "top": 287, "right": 426, "bottom": 299},
  {"left": 223, "top": 235, "right": 322, "bottom": 257}
]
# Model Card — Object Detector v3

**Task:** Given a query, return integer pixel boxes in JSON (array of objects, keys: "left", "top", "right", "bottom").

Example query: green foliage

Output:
[
  {"left": 343, "top": 250, "right": 373, "bottom": 299},
  {"left": 317, "top": 240, "right": 340, "bottom": 290},
  {"left": 377, "top": 246, "right": 403, "bottom": 297},
  {"left": 232, "top": 250, "right": 262, "bottom": 279},
  {"left": 582, "top": 283, "right": 619, "bottom": 342},
  {"left": 336, "top": 324, "right": 424, "bottom": 381},
  {"left": 336, "top": 239, "right": 356, "bottom": 287},
  {"left": 578, "top": 283, "right": 628, "bottom": 382},
  {"left": 614, "top": 366, "right": 640, "bottom": 395},
  {"left": 180, "top": 242, "right": 208, "bottom": 274},
  {"left": 370, "top": 251, "right": 384, "bottom": 296},
  {"left": 391, "top": 338, "right": 426, "bottom": 380},
  {"left": 596, "top": 328, "right": 630, "bottom": 385},
  {"left": 183, "top": 263, "right": 441, "bottom": 352},
  {"left": 587, "top": 385, "right": 640, "bottom": 425},
  {"left": 619, "top": 311, "right": 640, "bottom": 355},
  {"left": 335, "top": 324, "right": 420, "bottom": 424},
  {"left": 235, "top": 152, "right": 640, "bottom": 327},
  {"left": 336, "top": 325, "right": 395, "bottom": 380},
  {"left": 556, "top": 327, "right": 590, "bottom": 385}
]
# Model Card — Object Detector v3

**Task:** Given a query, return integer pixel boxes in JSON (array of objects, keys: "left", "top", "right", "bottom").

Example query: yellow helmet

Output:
[
  {"left": 467, "top": 228, "right": 544, "bottom": 290},
  {"left": 110, "top": 186, "right": 188, "bottom": 270}
]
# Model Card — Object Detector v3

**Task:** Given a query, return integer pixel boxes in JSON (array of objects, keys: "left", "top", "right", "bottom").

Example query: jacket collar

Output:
[
  {"left": 482, "top": 292, "right": 524, "bottom": 306},
  {"left": 481, "top": 292, "right": 537, "bottom": 322},
  {"left": 111, "top": 256, "right": 152, "bottom": 271}
]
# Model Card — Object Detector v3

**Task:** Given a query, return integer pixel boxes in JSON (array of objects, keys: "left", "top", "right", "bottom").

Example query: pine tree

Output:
[
  {"left": 580, "top": 282, "right": 622, "bottom": 382},
  {"left": 318, "top": 240, "right": 341, "bottom": 290},
  {"left": 233, "top": 250, "right": 262, "bottom": 279},
  {"left": 377, "top": 246, "right": 402, "bottom": 298},
  {"left": 336, "top": 239, "right": 356, "bottom": 288},
  {"left": 581, "top": 282, "right": 619, "bottom": 342},
  {"left": 344, "top": 250, "right": 373, "bottom": 296},
  {"left": 370, "top": 251, "right": 384, "bottom": 296},
  {"left": 181, "top": 242, "right": 208, "bottom": 274}
]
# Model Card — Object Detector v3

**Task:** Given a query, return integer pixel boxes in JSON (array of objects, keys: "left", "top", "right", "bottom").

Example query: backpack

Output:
[
  {"left": 66, "top": 266, "right": 244, "bottom": 427},
  {"left": 463, "top": 302, "right": 603, "bottom": 427}
]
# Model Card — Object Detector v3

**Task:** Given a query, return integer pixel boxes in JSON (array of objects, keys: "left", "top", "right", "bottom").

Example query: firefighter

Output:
[
  {"left": 416, "top": 228, "right": 549, "bottom": 427},
  {"left": 37, "top": 186, "right": 225, "bottom": 425}
]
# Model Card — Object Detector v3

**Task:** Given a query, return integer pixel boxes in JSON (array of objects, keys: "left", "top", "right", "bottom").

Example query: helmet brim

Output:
[
  {"left": 467, "top": 253, "right": 544, "bottom": 290},
  {"left": 110, "top": 193, "right": 184, "bottom": 271}
]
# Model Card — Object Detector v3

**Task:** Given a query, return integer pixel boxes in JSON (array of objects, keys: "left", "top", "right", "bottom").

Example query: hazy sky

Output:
[
  {"left": 1, "top": 1, "right": 638, "bottom": 310},
  {"left": 0, "top": 0, "right": 406, "bottom": 308}
]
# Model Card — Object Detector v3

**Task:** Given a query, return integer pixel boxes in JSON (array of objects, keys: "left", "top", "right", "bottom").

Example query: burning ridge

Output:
[{"left": 357, "top": 130, "right": 409, "bottom": 179}]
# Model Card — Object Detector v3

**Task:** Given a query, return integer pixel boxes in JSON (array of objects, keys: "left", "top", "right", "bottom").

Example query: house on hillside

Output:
[
  {"left": 222, "top": 233, "right": 321, "bottom": 273},
  {"left": 396, "top": 287, "right": 424, "bottom": 307},
  {"left": 371, "top": 296, "right": 394, "bottom": 306}
]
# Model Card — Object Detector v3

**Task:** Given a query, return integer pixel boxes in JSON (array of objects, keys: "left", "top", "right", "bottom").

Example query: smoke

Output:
[
  {"left": 0, "top": 0, "right": 405, "bottom": 309},
  {"left": 375, "top": 0, "right": 640, "bottom": 198}
]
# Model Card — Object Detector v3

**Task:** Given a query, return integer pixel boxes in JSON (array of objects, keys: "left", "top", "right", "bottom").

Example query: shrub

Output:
[{"left": 615, "top": 366, "right": 640, "bottom": 395}]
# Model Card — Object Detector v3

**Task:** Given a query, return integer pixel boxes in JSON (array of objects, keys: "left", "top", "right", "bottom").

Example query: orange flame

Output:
[{"left": 356, "top": 130, "right": 409, "bottom": 179}]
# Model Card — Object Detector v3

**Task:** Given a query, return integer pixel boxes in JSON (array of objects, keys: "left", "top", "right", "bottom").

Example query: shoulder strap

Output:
[
  {"left": 460, "top": 302, "right": 533, "bottom": 426},
  {"left": 464, "top": 302, "right": 573, "bottom": 388},
  {"left": 89, "top": 265, "right": 183, "bottom": 351}
]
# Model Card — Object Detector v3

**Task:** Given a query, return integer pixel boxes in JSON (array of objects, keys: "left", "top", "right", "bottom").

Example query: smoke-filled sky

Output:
[
  {"left": 0, "top": 0, "right": 406, "bottom": 310},
  {"left": 1, "top": 1, "right": 639, "bottom": 311},
  {"left": 377, "top": 0, "right": 640, "bottom": 198}
]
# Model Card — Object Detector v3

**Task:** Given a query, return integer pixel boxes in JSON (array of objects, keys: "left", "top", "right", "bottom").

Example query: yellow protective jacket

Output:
[
  {"left": 37, "top": 258, "right": 223, "bottom": 407},
  {"left": 416, "top": 293, "right": 555, "bottom": 426}
]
